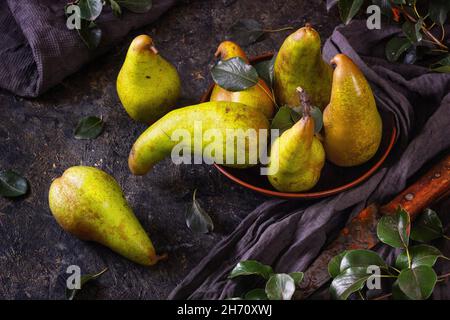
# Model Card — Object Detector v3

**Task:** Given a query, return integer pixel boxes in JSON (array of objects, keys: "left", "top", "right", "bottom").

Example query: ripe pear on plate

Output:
[
  {"left": 268, "top": 88, "right": 325, "bottom": 192},
  {"left": 128, "top": 101, "right": 269, "bottom": 175},
  {"left": 117, "top": 35, "right": 181, "bottom": 124},
  {"left": 274, "top": 24, "right": 332, "bottom": 111},
  {"left": 323, "top": 54, "right": 382, "bottom": 167},
  {"left": 48, "top": 166, "right": 165, "bottom": 266},
  {"left": 210, "top": 41, "right": 275, "bottom": 118}
]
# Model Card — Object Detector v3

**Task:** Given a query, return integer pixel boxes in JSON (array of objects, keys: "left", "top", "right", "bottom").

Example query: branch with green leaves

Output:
[
  {"left": 329, "top": 207, "right": 450, "bottom": 300},
  {"left": 328, "top": 0, "right": 450, "bottom": 71},
  {"left": 65, "top": 0, "right": 153, "bottom": 49}
]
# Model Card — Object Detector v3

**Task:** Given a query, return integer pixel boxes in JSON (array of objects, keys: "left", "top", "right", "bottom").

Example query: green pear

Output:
[
  {"left": 210, "top": 41, "right": 275, "bottom": 118},
  {"left": 274, "top": 24, "right": 332, "bottom": 111},
  {"left": 48, "top": 166, "right": 165, "bottom": 266},
  {"left": 117, "top": 35, "right": 181, "bottom": 124},
  {"left": 268, "top": 88, "right": 325, "bottom": 192},
  {"left": 323, "top": 54, "right": 382, "bottom": 167},
  {"left": 129, "top": 101, "right": 269, "bottom": 175}
]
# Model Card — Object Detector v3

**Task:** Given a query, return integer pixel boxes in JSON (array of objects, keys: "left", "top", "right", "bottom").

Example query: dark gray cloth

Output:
[
  {"left": 0, "top": 0, "right": 176, "bottom": 97},
  {"left": 169, "top": 20, "right": 450, "bottom": 300}
]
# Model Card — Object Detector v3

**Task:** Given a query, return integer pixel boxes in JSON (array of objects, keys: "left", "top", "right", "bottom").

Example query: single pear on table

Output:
[
  {"left": 323, "top": 54, "right": 382, "bottom": 167},
  {"left": 48, "top": 166, "right": 165, "bottom": 266},
  {"left": 117, "top": 35, "right": 181, "bottom": 124},
  {"left": 128, "top": 101, "right": 269, "bottom": 175},
  {"left": 268, "top": 88, "right": 325, "bottom": 192},
  {"left": 210, "top": 41, "right": 275, "bottom": 118},
  {"left": 274, "top": 24, "right": 332, "bottom": 111}
]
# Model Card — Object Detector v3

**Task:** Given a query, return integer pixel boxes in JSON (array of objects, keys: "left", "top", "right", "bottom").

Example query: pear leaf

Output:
[
  {"left": 65, "top": 268, "right": 108, "bottom": 300},
  {"left": 211, "top": 57, "right": 259, "bottom": 91},
  {"left": 185, "top": 189, "right": 214, "bottom": 234},
  {"left": 270, "top": 106, "right": 300, "bottom": 135},
  {"left": 74, "top": 116, "right": 104, "bottom": 140},
  {"left": 116, "top": 0, "right": 152, "bottom": 13},
  {"left": 411, "top": 208, "right": 444, "bottom": 242},
  {"left": 328, "top": 251, "right": 349, "bottom": 278},
  {"left": 385, "top": 37, "right": 412, "bottom": 62},
  {"left": 229, "top": 260, "right": 274, "bottom": 280},
  {"left": 376, "top": 207, "right": 410, "bottom": 248},
  {"left": 289, "top": 272, "right": 304, "bottom": 286},
  {"left": 109, "top": 0, "right": 122, "bottom": 16},
  {"left": 398, "top": 266, "right": 437, "bottom": 300},
  {"left": 244, "top": 288, "right": 268, "bottom": 300},
  {"left": 395, "top": 245, "right": 442, "bottom": 270},
  {"left": 330, "top": 267, "right": 371, "bottom": 300},
  {"left": 429, "top": 0, "right": 450, "bottom": 25},
  {"left": 338, "top": 0, "right": 365, "bottom": 25},
  {"left": 265, "top": 274, "right": 296, "bottom": 300},
  {"left": 0, "top": 170, "right": 28, "bottom": 198},
  {"left": 254, "top": 54, "right": 276, "bottom": 87},
  {"left": 228, "top": 19, "right": 265, "bottom": 46},
  {"left": 77, "top": 20, "right": 102, "bottom": 50},
  {"left": 340, "top": 249, "right": 387, "bottom": 272},
  {"left": 402, "top": 20, "right": 423, "bottom": 43},
  {"left": 431, "top": 54, "right": 450, "bottom": 73},
  {"left": 77, "top": 0, "right": 103, "bottom": 21},
  {"left": 392, "top": 279, "right": 412, "bottom": 300}
]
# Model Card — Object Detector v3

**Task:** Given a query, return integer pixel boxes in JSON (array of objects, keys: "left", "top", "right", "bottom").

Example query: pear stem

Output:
[{"left": 296, "top": 87, "right": 312, "bottom": 117}]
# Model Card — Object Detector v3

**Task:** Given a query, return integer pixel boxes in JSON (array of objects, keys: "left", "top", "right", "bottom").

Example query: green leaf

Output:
[
  {"left": 392, "top": 279, "right": 412, "bottom": 300},
  {"left": 431, "top": 54, "right": 450, "bottom": 73},
  {"left": 116, "top": 0, "right": 152, "bottom": 13},
  {"left": 376, "top": 207, "right": 410, "bottom": 248},
  {"left": 402, "top": 20, "right": 422, "bottom": 43},
  {"left": 398, "top": 266, "right": 437, "bottom": 300},
  {"left": 265, "top": 274, "right": 296, "bottom": 300},
  {"left": 395, "top": 245, "right": 442, "bottom": 270},
  {"left": 229, "top": 260, "right": 274, "bottom": 280},
  {"left": 109, "top": 0, "right": 122, "bottom": 16},
  {"left": 338, "top": 0, "right": 365, "bottom": 25},
  {"left": 228, "top": 19, "right": 265, "bottom": 46},
  {"left": 244, "top": 288, "right": 268, "bottom": 300},
  {"left": 78, "top": 0, "right": 103, "bottom": 21},
  {"left": 328, "top": 251, "right": 348, "bottom": 278},
  {"left": 340, "top": 249, "right": 387, "bottom": 272},
  {"left": 74, "top": 116, "right": 104, "bottom": 140},
  {"left": 310, "top": 107, "right": 323, "bottom": 133},
  {"left": 411, "top": 208, "right": 444, "bottom": 242},
  {"left": 289, "top": 272, "right": 304, "bottom": 286},
  {"left": 77, "top": 20, "right": 102, "bottom": 50},
  {"left": 65, "top": 268, "right": 108, "bottom": 300},
  {"left": 211, "top": 57, "right": 259, "bottom": 91},
  {"left": 429, "top": 0, "right": 450, "bottom": 25},
  {"left": 185, "top": 189, "right": 213, "bottom": 234},
  {"left": 385, "top": 37, "right": 412, "bottom": 62},
  {"left": 270, "top": 106, "right": 301, "bottom": 134},
  {"left": 330, "top": 267, "right": 371, "bottom": 300},
  {"left": 254, "top": 54, "right": 276, "bottom": 87},
  {"left": 0, "top": 170, "right": 28, "bottom": 198}
]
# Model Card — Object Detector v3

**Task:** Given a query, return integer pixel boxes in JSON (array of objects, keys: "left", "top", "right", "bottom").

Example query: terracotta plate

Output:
[{"left": 202, "top": 53, "right": 397, "bottom": 199}]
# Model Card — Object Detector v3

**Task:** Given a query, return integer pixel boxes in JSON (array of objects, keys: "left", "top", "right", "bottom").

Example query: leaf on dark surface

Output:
[
  {"left": 338, "top": 0, "right": 365, "bottom": 25},
  {"left": 392, "top": 279, "right": 412, "bottom": 300},
  {"left": 431, "top": 54, "right": 450, "bottom": 73},
  {"left": 429, "top": 0, "right": 450, "bottom": 25},
  {"left": 66, "top": 268, "right": 108, "bottom": 300},
  {"left": 228, "top": 19, "right": 265, "bottom": 46},
  {"left": 397, "top": 266, "right": 437, "bottom": 300},
  {"left": 78, "top": 0, "right": 103, "bottom": 21},
  {"left": 376, "top": 207, "right": 410, "bottom": 248},
  {"left": 211, "top": 57, "right": 259, "bottom": 91},
  {"left": 74, "top": 116, "right": 104, "bottom": 140},
  {"left": 229, "top": 260, "right": 274, "bottom": 280},
  {"left": 244, "top": 288, "right": 268, "bottom": 300},
  {"left": 385, "top": 37, "right": 412, "bottom": 62},
  {"left": 185, "top": 189, "right": 214, "bottom": 234},
  {"left": 402, "top": 20, "right": 423, "bottom": 43},
  {"left": 411, "top": 208, "right": 444, "bottom": 242},
  {"left": 395, "top": 245, "right": 442, "bottom": 270},
  {"left": 265, "top": 274, "right": 296, "bottom": 300},
  {"left": 109, "top": 0, "right": 122, "bottom": 16},
  {"left": 340, "top": 249, "right": 387, "bottom": 272},
  {"left": 328, "top": 251, "right": 348, "bottom": 278},
  {"left": 116, "top": 0, "right": 153, "bottom": 13},
  {"left": 289, "top": 272, "right": 304, "bottom": 286},
  {"left": 77, "top": 20, "right": 102, "bottom": 50},
  {"left": 0, "top": 170, "right": 28, "bottom": 198},
  {"left": 330, "top": 267, "right": 370, "bottom": 300},
  {"left": 254, "top": 54, "right": 276, "bottom": 87},
  {"left": 270, "top": 106, "right": 301, "bottom": 135}
]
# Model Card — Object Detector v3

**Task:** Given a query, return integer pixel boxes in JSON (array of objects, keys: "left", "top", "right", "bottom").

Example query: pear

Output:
[
  {"left": 117, "top": 35, "right": 181, "bottom": 124},
  {"left": 48, "top": 166, "right": 165, "bottom": 266},
  {"left": 129, "top": 101, "right": 269, "bottom": 175},
  {"left": 323, "top": 54, "right": 382, "bottom": 167},
  {"left": 210, "top": 41, "right": 274, "bottom": 118},
  {"left": 268, "top": 88, "right": 325, "bottom": 192},
  {"left": 274, "top": 24, "right": 332, "bottom": 111}
]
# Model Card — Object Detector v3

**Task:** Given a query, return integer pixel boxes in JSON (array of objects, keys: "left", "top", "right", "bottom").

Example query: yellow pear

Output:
[{"left": 117, "top": 35, "right": 181, "bottom": 124}]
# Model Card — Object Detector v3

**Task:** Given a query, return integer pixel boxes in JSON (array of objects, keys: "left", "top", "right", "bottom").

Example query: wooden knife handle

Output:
[{"left": 381, "top": 154, "right": 450, "bottom": 219}]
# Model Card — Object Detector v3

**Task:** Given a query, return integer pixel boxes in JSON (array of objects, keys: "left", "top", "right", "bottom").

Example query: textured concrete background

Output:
[{"left": 0, "top": 0, "right": 340, "bottom": 299}]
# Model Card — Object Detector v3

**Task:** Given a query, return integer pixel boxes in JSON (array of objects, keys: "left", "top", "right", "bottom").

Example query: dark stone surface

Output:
[{"left": 0, "top": 0, "right": 340, "bottom": 299}]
